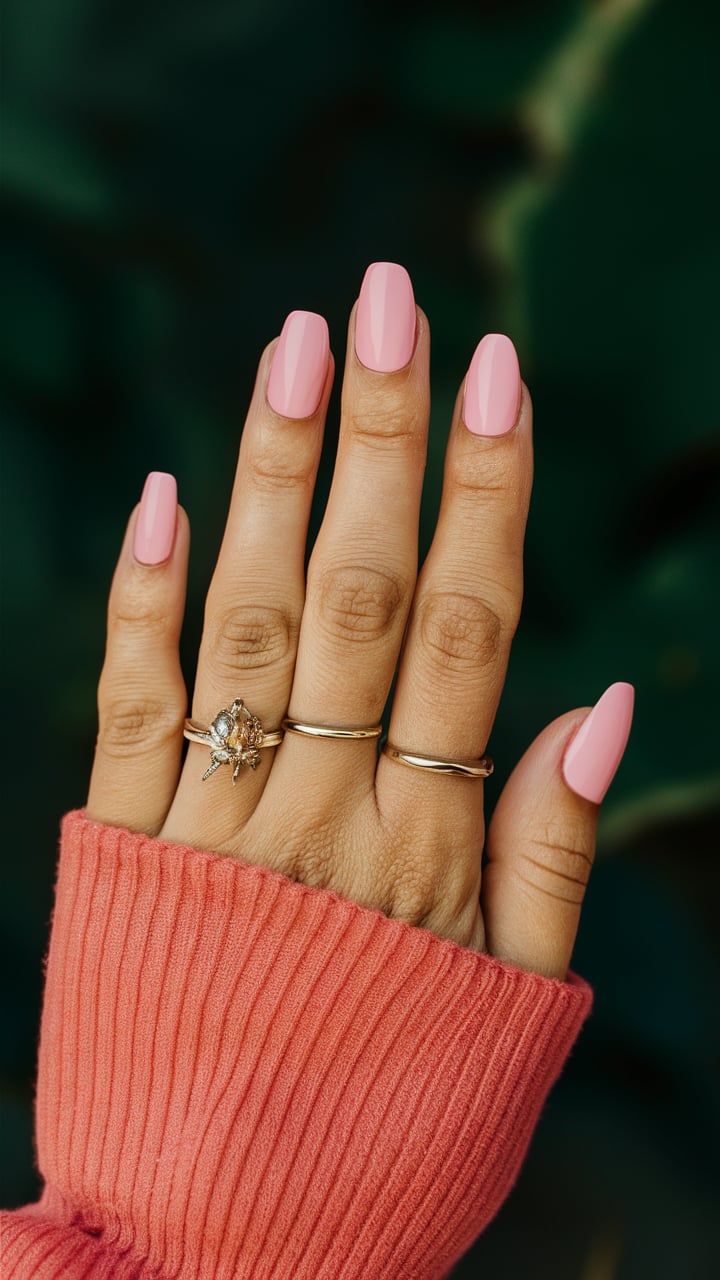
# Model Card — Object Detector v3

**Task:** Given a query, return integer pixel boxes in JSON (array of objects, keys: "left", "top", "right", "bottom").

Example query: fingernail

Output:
[
  {"left": 267, "top": 310, "right": 329, "bottom": 418},
  {"left": 462, "top": 333, "right": 521, "bottom": 436},
  {"left": 562, "top": 682, "right": 635, "bottom": 803},
  {"left": 133, "top": 472, "right": 178, "bottom": 565},
  {"left": 355, "top": 261, "right": 416, "bottom": 372}
]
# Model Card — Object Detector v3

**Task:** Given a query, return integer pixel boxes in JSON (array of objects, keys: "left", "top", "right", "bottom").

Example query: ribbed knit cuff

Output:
[{"left": 2, "top": 808, "right": 592, "bottom": 1279}]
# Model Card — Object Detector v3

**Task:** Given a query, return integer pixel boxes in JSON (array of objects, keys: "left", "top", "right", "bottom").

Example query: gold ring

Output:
[
  {"left": 183, "top": 698, "right": 283, "bottom": 785},
  {"left": 281, "top": 717, "right": 383, "bottom": 739},
  {"left": 382, "top": 743, "right": 494, "bottom": 778}
]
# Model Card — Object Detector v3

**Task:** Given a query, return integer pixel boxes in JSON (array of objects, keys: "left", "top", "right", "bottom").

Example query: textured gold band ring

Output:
[
  {"left": 183, "top": 722, "right": 284, "bottom": 749},
  {"left": 281, "top": 718, "right": 383, "bottom": 740},
  {"left": 381, "top": 744, "right": 494, "bottom": 779}
]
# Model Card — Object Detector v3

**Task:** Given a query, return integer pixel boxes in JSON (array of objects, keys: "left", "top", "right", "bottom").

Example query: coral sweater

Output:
[{"left": 1, "top": 808, "right": 592, "bottom": 1279}]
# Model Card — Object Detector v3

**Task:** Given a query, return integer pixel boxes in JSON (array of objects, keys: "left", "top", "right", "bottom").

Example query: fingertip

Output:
[{"left": 175, "top": 502, "right": 191, "bottom": 543}]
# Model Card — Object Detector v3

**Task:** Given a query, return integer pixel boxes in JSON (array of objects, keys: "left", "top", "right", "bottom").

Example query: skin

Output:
[{"left": 86, "top": 292, "right": 599, "bottom": 981}]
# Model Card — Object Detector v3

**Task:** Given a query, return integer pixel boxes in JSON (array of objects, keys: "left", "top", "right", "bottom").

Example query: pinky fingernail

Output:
[
  {"left": 562, "top": 682, "right": 635, "bottom": 803},
  {"left": 133, "top": 472, "right": 178, "bottom": 565}
]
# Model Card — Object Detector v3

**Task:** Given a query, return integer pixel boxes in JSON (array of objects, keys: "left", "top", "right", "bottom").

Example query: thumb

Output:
[{"left": 482, "top": 682, "right": 634, "bottom": 980}]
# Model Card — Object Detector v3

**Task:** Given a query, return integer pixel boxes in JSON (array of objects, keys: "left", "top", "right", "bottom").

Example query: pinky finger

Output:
[
  {"left": 482, "top": 683, "right": 634, "bottom": 980},
  {"left": 86, "top": 472, "right": 189, "bottom": 836}
]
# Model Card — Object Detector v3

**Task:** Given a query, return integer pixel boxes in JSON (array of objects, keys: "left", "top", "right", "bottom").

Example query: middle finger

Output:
[{"left": 270, "top": 262, "right": 429, "bottom": 805}]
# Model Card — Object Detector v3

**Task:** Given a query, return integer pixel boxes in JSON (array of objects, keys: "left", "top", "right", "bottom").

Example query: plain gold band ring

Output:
[
  {"left": 382, "top": 743, "right": 494, "bottom": 779},
  {"left": 281, "top": 718, "right": 383, "bottom": 740}
]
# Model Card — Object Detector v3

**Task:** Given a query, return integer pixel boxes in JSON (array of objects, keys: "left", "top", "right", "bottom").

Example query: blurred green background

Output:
[{"left": 2, "top": 0, "right": 719, "bottom": 1274}]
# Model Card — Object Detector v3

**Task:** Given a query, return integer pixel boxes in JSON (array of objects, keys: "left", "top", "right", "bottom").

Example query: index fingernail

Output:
[{"left": 462, "top": 334, "right": 521, "bottom": 436}]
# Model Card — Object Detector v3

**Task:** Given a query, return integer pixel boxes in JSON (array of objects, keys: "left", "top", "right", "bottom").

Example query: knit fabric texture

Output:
[{"left": 1, "top": 808, "right": 592, "bottom": 1278}]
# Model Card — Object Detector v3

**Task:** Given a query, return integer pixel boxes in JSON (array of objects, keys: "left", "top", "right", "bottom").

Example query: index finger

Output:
[{"left": 380, "top": 334, "right": 533, "bottom": 805}]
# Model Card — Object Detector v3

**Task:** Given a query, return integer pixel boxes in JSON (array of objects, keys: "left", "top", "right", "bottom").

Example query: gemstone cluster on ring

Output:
[{"left": 202, "top": 698, "right": 265, "bottom": 784}]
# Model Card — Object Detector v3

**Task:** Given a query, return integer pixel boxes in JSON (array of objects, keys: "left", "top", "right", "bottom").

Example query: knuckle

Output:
[
  {"left": 249, "top": 442, "right": 316, "bottom": 492},
  {"left": 418, "top": 591, "right": 508, "bottom": 673},
  {"left": 346, "top": 389, "right": 424, "bottom": 451},
  {"left": 368, "top": 833, "right": 442, "bottom": 927},
  {"left": 277, "top": 819, "right": 336, "bottom": 889},
  {"left": 314, "top": 563, "right": 405, "bottom": 645},
  {"left": 383, "top": 862, "right": 440, "bottom": 929},
  {"left": 207, "top": 603, "right": 296, "bottom": 674},
  {"left": 98, "top": 695, "right": 185, "bottom": 757},
  {"left": 290, "top": 847, "right": 334, "bottom": 890},
  {"left": 110, "top": 582, "right": 174, "bottom": 641},
  {"left": 448, "top": 448, "right": 514, "bottom": 499}
]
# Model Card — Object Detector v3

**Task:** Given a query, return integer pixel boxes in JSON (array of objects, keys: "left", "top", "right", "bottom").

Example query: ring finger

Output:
[{"left": 160, "top": 311, "right": 333, "bottom": 850}]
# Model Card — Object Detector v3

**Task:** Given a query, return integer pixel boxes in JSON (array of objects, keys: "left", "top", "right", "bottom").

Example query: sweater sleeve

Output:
[{"left": 1, "top": 808, "right": 592, "bottom": 1279}]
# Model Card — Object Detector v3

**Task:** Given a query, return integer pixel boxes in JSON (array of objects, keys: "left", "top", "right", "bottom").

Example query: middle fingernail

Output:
[{"left": 355, "top": 262, "right": 417, "bottom": 372}]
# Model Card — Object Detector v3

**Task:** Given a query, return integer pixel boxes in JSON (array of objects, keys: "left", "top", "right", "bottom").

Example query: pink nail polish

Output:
[
  {"left": 267, "top": 310, "right": 329, "bottom": 418},
  {"left": 133, "top": 472, "right": 178, "bottom": 565},
  {"left": 355, "top": 261, "right": 416, "bottom": 372},
  {"left": 562, "top": 682, "right": 635, "bottom": 803},
  {"left": 462, "top": 333, "right": 521, "bottom": 436}
]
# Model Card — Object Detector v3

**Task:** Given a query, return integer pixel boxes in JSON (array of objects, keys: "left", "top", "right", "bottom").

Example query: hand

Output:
[{"left": 85, "top": 262, "right": 633, "bottom": 980}]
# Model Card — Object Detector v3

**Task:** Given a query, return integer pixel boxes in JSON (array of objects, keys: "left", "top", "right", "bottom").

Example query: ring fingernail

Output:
[
  {"left": 267, "top": 310, "right": 329, "bottom": 419},
  {"left": 355, "top": 261, "right": 416, "bottom": 372},
  {"left": 462, "top": 333, "right": 521, "bottom": 436},
  {"left": 133, "top": 471, "right": 178, "bottom": 565},
  {"left": 562, "top": 682, "right": 635, "bottom": 803}
]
